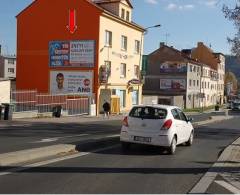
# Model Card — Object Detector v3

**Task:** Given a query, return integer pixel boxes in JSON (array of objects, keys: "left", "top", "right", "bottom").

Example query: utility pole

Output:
[{"left": 165, "top": 33, "right": 170, "bottom": 45}]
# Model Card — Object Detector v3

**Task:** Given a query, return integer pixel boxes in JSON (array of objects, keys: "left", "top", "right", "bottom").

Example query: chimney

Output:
[{"left": 160, "top": 42, "right": 165, "bottom": 48}]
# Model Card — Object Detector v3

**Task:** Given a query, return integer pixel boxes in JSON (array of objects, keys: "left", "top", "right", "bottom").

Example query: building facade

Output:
[
  {"left": 184, "top": 42, "right": 225, "bottom": 105},
  {"left": 143, "top": 43, "right": 224, "bottom": 109},
  {"left": 16, "top": 0, "right": 144, "bottom": 114},
  {"left": 143, "top": 44, "right": 202, "bottom": 109}
]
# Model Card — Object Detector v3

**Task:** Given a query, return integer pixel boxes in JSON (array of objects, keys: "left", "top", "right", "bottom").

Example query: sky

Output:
[{"left": 0, "top": 0, "right": 237, "bottom": 55}]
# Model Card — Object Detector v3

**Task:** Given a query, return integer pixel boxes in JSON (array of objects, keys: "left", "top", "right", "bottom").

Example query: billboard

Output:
[
  {"left": 49, "top": 40, "right": 95, "bottom": 67},
  {"left": 160, "top": 79, "right": 186, "bottom": 92},
  {"left": 160, "top": 62, "right": 187, "bottom": 73},
  {"left": 50, "top": 71, "right": 93, "bottom": 95}
]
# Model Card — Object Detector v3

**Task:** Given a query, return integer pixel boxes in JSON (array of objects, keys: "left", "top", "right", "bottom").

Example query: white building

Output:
[
  {"left": 96, "top": 0, "right": 144, "bottom": 113},
  {"left": 0, "top": 45, "right": 16, "bottom": 79}
]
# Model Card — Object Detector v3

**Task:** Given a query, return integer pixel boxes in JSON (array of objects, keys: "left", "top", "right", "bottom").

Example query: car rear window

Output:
[{"left": 129, "top": 106, "right": 167, "bottom": 119}]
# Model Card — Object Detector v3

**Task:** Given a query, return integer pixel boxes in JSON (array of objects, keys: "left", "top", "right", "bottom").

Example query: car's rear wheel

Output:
[
  {"left": 186, "top": 131, "right": 194, "bottom": 146},
  {"left": 168, "top": 137, "right": 177, "bottom": 155},
  {"left": 121, "top": 142, "right": 131, "bottom": 151}
]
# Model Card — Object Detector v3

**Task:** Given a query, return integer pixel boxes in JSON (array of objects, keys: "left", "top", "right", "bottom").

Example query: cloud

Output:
[
  {"left": 198, "top": 0, "right": 218, "bottom": 8},
  {"left": 145, "top": 0, "right": 158, "bottom": 5},
  {"left": 166, "top": 3, "right": 195, "bottom": 11}
]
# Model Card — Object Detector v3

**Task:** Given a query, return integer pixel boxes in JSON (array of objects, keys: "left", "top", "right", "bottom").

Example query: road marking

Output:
[
  {"left": 0, "top": 144, "right": 120, "bottom": 176},
  {"left": 32, "top": 134, "right": 89, "bottom": 143},
  {"left": 215, "top": 180, "right": 240, "bottom": 194}
]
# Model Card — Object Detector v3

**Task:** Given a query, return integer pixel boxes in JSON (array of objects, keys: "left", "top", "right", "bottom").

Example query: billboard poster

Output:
[
  {"left": 49, "top": 42, "right": 70, "bottom": 66},
  {"left": 50, "top": 71, "right": 93, "bottom": 95},
  {"left": 160, "top": 62, "right": 187, "bottom": 73},
  {"left": 160, "top": 79, "right": 186, "bottom": 92},
  {"left": 49, "top": 40, "right": 95, "bottom": 67}
]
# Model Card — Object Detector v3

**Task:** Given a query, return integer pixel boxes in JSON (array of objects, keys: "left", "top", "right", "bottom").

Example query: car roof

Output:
[{"left": 132, "top": 104, "right": 181, "bottom": 110}]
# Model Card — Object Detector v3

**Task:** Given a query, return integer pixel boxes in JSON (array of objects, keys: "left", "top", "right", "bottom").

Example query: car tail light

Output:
[
  {"left": 122, "top": 116, "right": 129, "bottom": 127},
  {"left": 161, "top": 119, "right": 172, "bottom": 130}
]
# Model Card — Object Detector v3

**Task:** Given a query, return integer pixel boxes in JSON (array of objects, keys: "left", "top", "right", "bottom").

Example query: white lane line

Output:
[
  {"left": 0, "top": 144, "right": 119, "bottom": 176},
  {"left": 32, "top": 134, "right": 89, "bottom": 143},
  {"left": 189, "top": 171, "right": 218, "bottom": 194},
  {"left": 215, "top": 180, "right": 240, "bottom": 194}
]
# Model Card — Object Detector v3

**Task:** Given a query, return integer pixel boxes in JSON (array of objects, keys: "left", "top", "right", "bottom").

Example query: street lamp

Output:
[
  {"left": 144, "top": 24, "right": 161, "bottom": 34},
  {"left": 139, "top": 24, "right": 161, "bottom": 82}
]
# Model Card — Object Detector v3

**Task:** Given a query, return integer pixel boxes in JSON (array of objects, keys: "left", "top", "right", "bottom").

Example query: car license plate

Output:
[{"left": 134, "top": 136, "right": 151, "bottom": 143}]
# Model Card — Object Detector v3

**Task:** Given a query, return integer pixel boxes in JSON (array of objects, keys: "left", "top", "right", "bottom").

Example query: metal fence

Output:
[
  {"left": 11, "top": 90, "right": 37, "bottom": 112},
  {"left": 11, "top": 90, "right": 90, "bottom": 116}
]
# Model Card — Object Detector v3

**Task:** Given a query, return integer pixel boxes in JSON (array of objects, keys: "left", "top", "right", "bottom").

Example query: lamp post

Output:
[{"left": 139, "top": 24, "right": 161, "bottom": 81}]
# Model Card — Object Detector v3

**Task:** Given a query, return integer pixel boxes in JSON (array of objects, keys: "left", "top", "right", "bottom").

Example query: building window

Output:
[
  {"left": 120, "top": 63, "right": 126, "bottom": 78},
  {"left": 121, "top": 8, "right": 125, "bottom": 19},
  {"left": 197, "top": 67, "right": 200, "bottom": 72},
  {"left": 134, "top": 40, "right": 140, "bottom": 54},
  {"left": 205, "top": 82, "right": 206, "bottom": 89},
  {"left": 208, "top": 82, "right": 210, "bottom": 89},
  {"left": 8, "top": 68, "right": 14, "bottom": 73},
  {"left": 189, "top": 65, "right": 192, "bottom": 72},
  {"left": 189, "top": 79, "right": 192, "bottom": 87},
  {"left": 202, "top": 82, "right": 204, "bottom": 88},
  {"left": 132, "top": 90, "right": 138, "bottom": 105},
  {"left": 197, "top": 80, "right": 199, "bottom": 87},
  {"left": 121, "top": 35, "right": 127, "bottom": 51},
  {"left": 193, "top": 66, "right": 196, "bottom": 72},
  {"left": 134, "top": 65, "right": 139, "bottom": 78},
  {"left": 105, "top": 30, "right": 112, "bottom": 47},
  {"left": 7, "top": 59, "right": 15, "bottom": 64},
  {"left": 126, "top": 11, "right": 130, "bottom": 21},
  {"left": 193, "top": 80, "right": 196, "bottom": 86},
  {"left": 104, "top": 61, "right": 111, "bottom": 77}
]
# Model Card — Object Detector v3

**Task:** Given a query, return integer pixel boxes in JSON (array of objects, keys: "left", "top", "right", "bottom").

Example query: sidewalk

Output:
[
  {"left": 190, "top": 136, "right": 240, "bottom": 194},
  {"left": 0, "top": 114, "right": 125, "bottom": 126}
]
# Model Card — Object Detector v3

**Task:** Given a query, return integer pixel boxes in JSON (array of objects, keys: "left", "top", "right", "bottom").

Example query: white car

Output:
[{"left": 120, "top": 105, "right": 194, "bottom": 154}]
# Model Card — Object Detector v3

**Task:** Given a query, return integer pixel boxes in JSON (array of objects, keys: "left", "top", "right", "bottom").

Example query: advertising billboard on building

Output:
[
  {"left": 160, "top": 79, "right": 186, "bottom": 92},
  {"left": 49, "top": 40, "right": 95, "bottom": 67},
  {"left": 50, "top": 71, "right": 93, "bottom": 95},
  {"left": 160, "top": 62, "right": 187, "bottom": 73}
]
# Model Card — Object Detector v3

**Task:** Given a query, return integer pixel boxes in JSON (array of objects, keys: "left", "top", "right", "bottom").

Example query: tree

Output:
[
  {"left": 225, "top": 71, "right": 238, "bottom": 94},
  {"left": 223, "top": 1, "right": 240, "bottom": 57}
]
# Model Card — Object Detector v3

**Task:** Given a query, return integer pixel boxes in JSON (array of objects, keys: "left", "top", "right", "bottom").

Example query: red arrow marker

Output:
[{"left": 67, "top": 9, "right": 77, "bottom": 34}]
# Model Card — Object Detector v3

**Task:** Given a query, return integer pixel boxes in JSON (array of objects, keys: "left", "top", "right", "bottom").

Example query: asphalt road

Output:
[
  {"left": 0, "top": 112, "right": 212, "bottom": 154},
  {"left": 0, "top": 117, "right": 239, "bottom": 193}
]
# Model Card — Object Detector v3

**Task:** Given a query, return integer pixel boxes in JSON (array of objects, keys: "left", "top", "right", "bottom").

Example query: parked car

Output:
[
  {"left": 232, "top": 102, "right": 240, "bottom": 111},
  {"left": 226, "top": 101, "right": 233, "bottom": 109},
  {"left": 120, "top": 105, "right": 194, "bottom": 154}
]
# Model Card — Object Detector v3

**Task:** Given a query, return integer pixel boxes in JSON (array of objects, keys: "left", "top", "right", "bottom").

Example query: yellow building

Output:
[{"left": 96, "top": 0, "right": 144, "bottom": 114}]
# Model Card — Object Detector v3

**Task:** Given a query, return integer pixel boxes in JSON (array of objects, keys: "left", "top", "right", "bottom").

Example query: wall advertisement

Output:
[
  {"left": 49, "top": 40, "right": 95, "bottom": 67},
  {"left": 50, "top": 71, "right": 93, "bottom": 95},
  {"left": 160, "top": 62, "right": 187, "bottom": 73},
  {"left": 160, "top": 79, "right": 186, "bottom": 92}
]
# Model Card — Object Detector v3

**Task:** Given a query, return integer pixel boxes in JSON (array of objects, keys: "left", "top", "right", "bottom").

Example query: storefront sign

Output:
[
  {"left": 50, "top": 71, "right": 93, "bottom": 95},
  {"left": 112, "top": 51, "right": 134, "bottom": 59},
  {"left": 128, "top": 79, "right": 141, "bottom": 85},
  {"left": 160, "top": 79, "right": 186, "bottom": 91},
  {"left": 49, "top": 40, "right": 95, "bottom": 67}
]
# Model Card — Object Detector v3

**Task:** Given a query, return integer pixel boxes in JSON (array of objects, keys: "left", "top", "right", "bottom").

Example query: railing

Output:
[{"left": 11, "top": 90, "right": 90, "bottom": 116}]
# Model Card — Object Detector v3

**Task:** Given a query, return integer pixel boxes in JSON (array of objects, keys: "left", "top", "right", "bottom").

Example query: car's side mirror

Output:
[{"left": 187, "top": 117, "right": 193, "bottom": 122}]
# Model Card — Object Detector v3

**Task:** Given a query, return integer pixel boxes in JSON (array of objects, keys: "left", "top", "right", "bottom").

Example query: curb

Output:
[
  {"left": 192, "top": 116, "right": 234, "bottom": 127},
  {"left": 0, "top": 144, "right": 76, "bottom": 166},
  {"left": 189, "top": 132, "right": 240, "bottom": 194}
]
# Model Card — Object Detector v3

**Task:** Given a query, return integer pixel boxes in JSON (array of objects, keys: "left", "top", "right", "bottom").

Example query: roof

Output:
[
  {"left": 95, "top": 0, "right": 133, "bottom": 8},
  {"left": 150, "top": 44, "right": 203, "bottom": 66},
  {"left": 16, "top": 0, "right": 144, "bottom": 31},
  {"left": 1, "top": 55, "right": 16, "bottom": 59}
]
